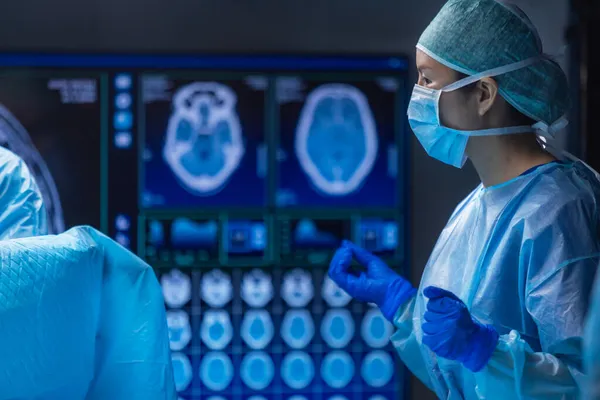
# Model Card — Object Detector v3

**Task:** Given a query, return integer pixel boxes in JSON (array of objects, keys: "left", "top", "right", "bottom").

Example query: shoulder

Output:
[
  {"left": 523, "top": 163, "right": 600, "bottom": 289},
  {"left": 523, "top": 163, "right": 600, "bottom": 234},
  {"left": 0, "top": 147, "right": 36, "bottom": 189}
]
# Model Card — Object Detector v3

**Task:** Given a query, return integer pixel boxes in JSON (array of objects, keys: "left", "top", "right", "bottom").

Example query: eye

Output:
[{"left": 423, "top": 77, "right": 432, "bottom": 85}]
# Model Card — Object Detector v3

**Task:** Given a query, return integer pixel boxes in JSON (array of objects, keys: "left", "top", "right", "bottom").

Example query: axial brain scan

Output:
[
  {"left": 163, "top": 82, "right": 245, "bottom": 196},
  {"left": 0, "top": 105, "right": 64, "bottom": 233},
  {"left": 295, "top": 84, "right": 378, "bottom": 197}
]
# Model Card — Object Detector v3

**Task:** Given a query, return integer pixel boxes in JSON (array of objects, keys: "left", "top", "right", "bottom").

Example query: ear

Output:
[{"left": 475, "top": 77, "right": 499, "bottom": 117}]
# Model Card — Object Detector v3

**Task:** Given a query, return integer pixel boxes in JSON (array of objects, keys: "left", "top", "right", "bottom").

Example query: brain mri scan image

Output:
[
  {"left": 321, "top": 351, "right": 355, "bottom": 389},
  {"left": 280, "top": 309, "right": 315, "bottom": 349},
  {"left": 201, "top": 269, "right": 233, "bottom": 308},
  {"left": 164, "top": 82, "right": 245, "bottom": 195},
  {"left": 322, "top": 276, "right": 352, "bottom": 307},
  {"left": 200, "top": 310, "right": 234, "bottom": 350},
  {"left": 171, "top": 352, "right": 193, "bottom": 392},
  {"left": 240, "top": 351, "right": 275, "bottom": 390},
  {"left": 160, "top": 269, "right": 192, "bottom": 308},
  {"left": 240, "top": 309, "right": 274, "bottom": 350},
  {"left": 281, "top": 268, "right": 314, "bottom": 308},
  {"left": 321, "top": 309, "right": 355, "bottom": 349},
  {"left": 361, "top": 308, "right": 394, "bottom": 349},
  {"left": 241, "top": 269, "right": 274, "bottom": 308},
  {"left": 361, "top": 351, "right": 394, "bottom": 388},
  {"left": 200, "top": 352, "right": 234, "bottom": 391},
  {"left": 280, "top": 351, "right": 315, "bottom": 390},
  {"left": 166, "top": 310, "right": 192, "bottom": 351},
  {"left": 0, "top": 105, "right": 64, "bottom": 233},
  {"left": 295, "top": 84, "right": 378, "bottom": 197}
]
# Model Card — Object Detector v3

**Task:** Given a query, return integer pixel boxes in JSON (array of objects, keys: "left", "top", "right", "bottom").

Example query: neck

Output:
[{"left": 468, "top": 136, "right": 557, "bottom": 187}]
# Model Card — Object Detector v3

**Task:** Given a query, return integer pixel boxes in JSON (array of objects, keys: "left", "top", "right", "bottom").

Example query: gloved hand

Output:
[
  {"left": 422, "top": 286, "right": 499, "bottom": 372},
  {"left": 328, "top": 240, "right": 416, "bottom": 321}
]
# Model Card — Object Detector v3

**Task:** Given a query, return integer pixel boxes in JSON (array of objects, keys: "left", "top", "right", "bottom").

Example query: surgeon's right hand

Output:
[{"left": 328, "top": 240, "right": 416, "bottom": 321}]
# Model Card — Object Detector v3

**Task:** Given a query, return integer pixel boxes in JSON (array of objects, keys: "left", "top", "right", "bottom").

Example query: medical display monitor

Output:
[{"left": 0, "top": 53, "right": 409, "bottom": 400}]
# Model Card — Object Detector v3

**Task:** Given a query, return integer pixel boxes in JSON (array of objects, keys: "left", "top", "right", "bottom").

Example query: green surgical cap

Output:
[{"left": 418, "top": 0, "right": 569, "bottom": 126}]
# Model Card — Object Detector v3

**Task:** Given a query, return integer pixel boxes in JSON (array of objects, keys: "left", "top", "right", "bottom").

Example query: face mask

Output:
[{"left": 407, "top": 56, "right": 566, "bottom": 168}]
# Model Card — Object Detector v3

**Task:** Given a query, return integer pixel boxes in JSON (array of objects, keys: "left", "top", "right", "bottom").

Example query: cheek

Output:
[{"left": 439, "top": 91, "right": 479, "bottom": 131}]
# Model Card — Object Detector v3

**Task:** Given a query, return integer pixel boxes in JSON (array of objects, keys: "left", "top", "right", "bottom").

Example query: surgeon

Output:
[
  {"left": 0, "top": 146, "right": 47, "bottom": 239},
  {"left": 0, "top": 226, "right": 176, "bottom": 399},
  {"left": 584, "top": 276, "right": 600, "bottom": 400},
  {"left": 329, "top": 0, "right": 600, "bottom": 398}
]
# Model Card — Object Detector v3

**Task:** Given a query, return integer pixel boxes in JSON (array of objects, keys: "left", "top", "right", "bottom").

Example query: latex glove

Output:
[
  {"left": 328, "top": 240, "right": 416, "bottom": 321},
  {"left": 422, "top": 286, "right": 499, "bottom": 372}
]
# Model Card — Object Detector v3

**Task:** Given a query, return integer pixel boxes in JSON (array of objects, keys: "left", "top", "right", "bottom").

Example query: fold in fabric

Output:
[{"left": 0, "top": 226, "right": 176, "bottom": 399}]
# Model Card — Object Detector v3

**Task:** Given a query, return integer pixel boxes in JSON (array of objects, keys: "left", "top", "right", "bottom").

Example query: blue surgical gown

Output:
[
  {"left": 584, "top": 274, "right": 600, "bottom": 400},
  {"left": 0, "top": 226, "right": 176, "bottom": 399},
  {"left": 0, "top": 147, "right": 47, "bottom": 239},
  {"left": 392, "top": 161, "right": 600, "bottom": 399}
]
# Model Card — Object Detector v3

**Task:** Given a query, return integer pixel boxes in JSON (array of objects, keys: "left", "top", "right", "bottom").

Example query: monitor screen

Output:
[{"left": 0, "top": 53, "right": 409, "bottom": 400}]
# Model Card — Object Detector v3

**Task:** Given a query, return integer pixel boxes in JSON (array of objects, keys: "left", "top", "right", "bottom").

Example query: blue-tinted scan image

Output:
[
  {"left": 146, "top": 218, "right": 220, "bottom": 265},
  {"left": 321, "top": 351, "right": 355, "bottom": 389},
  {"left": 240, "top": 351, "right": 275, "bottom": 390},
  {"left": 200, "top": 310, "right": 233, "bottom": 350},
  {"left": 200, "top": 352, "right": 234, "bottom": 392},
  {"left": 281, "top": 351, "right": 315, "bottom": 390},
  {"left": 277, "top": 78, "right": 399, "bottom": 207},
  {"left": 224, "top": 219, "right": 267, "bottom": 258},
  {"left": 142, "top": 76, "right": 267, "bottom": 207},
  {"left": 354, "top": 218, "right": 399, "bottom": 258},
  {"left": 293, "top": 219, "right": 346, "bottom": 249},
  {"left": 241, "top": 309, "right": 274, "bottom": 350}
]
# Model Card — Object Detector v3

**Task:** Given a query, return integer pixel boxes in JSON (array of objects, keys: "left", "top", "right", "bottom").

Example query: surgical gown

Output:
[
  {"left": 584, "top": 273, "right": 600, "bottom": 400},
  {"left": 392, "top": 161, "right": 600, "bottom": 399},
  {"left": 0, "top": 226, "right": 176, "bottom": 399},
  {"left": 0, "top": 147, "right": 47, "bottom": 239}
]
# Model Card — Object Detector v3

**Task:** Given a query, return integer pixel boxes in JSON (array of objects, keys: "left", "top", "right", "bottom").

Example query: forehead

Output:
[{"left": 416, "top": 49, "right": 456, "bottom": 76}]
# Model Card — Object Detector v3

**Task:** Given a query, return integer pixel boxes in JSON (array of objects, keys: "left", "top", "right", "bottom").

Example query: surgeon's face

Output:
[{"left": 416, "top": 49, "right": 487, "bottom": 131}]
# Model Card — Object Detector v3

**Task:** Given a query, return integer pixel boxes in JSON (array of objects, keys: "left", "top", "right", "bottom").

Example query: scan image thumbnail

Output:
[
  {"left": 0, "top": 105, "right": 64, "bottom": 233},
  {"left": 164, "top": 82, "right": 245, "bottom": 196},
  {"left": 295, "top": 84, "right": 378, "bottom": 197}
]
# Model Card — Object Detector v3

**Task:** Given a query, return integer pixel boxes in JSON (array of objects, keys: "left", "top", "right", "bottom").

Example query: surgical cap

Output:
[{"left": 418, "top": 0, "right": 569, "bottom": 126}]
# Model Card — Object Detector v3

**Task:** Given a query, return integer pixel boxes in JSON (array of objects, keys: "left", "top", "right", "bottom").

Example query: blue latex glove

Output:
[
  {"left": 422, "top": 286, "right": 500, "bottom": 372},
  {"left": 328, "top": 240, "right": 416, "bottom": 321}
]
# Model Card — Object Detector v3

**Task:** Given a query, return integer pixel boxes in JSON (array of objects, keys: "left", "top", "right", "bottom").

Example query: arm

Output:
[
  {"left": 78, "top": 227, "right": 177, "bottom": 400},
  {"left": 0, "top": 227, "right": 176, "bottom": 399},
  {"left": 390, "top": 295, "right": 435, "bottom": 391},
  {"left": 0, "top": 148, "right": 47, "bottom": 239}
]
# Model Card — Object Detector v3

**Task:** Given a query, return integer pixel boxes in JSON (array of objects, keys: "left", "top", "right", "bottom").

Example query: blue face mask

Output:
[{"left": 407, "top": 56, "right": 566, "bottom": 168}]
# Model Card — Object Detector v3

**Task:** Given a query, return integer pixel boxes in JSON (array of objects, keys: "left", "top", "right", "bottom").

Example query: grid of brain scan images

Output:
[{"left": 0, "top": 53, "right": 408, "bottom": 400}]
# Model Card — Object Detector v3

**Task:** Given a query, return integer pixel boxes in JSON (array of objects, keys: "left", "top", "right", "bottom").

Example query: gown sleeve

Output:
[
  {"left": 390, "top": 295, "right": 435, "bottom": 391},
  {"left": 0, "top": 226, "right": 176, "bottom": 399}
]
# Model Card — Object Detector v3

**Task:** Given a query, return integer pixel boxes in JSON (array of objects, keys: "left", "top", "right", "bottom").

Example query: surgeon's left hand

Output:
[{"left": 422, "top": 286, "right": 499, "bottom": 372}]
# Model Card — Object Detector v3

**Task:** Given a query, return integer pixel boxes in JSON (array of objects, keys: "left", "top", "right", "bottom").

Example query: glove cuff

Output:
[
  {"left": 462, "top": 323, "right": 500, "bottom": 373},
  {"left": 380, "top": 277, "right": 416, "bottom": 322}
]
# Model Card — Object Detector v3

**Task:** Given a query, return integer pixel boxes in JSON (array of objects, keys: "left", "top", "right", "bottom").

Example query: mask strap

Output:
[
  {"left": 532, "top": 115, "right": 569, "bottom": 139},
  {"left": 442, "top": 56, "right": 541, "bottom": 93}
]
